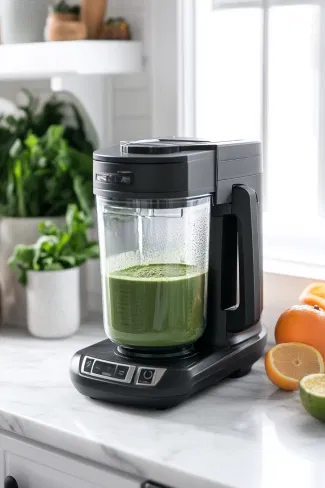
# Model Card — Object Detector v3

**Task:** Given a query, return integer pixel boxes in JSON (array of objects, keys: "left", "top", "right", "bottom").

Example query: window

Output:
[{"left": 189, "top": 0, "right": 325, "bottom": 269}]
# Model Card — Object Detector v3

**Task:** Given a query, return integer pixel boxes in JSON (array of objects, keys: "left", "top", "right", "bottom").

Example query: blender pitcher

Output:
[{"left": 97, "top": 196, "right": 211, "bottom": 349}]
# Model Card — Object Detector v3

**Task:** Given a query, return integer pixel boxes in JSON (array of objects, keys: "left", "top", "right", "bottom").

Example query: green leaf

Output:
[
  {"left": 19, "top": 270, "right": 28, "bottom": 286},
  {"left": 8, "top": 244, "right": 34, "bottom": 270},
  {"left": 13, "top": 158, "right": 26, "bottom": 217},
  {"left": 38, "top": 156, "right": 47, "bottom": 168},
  {"left": 9, "top": 138, "right": 23, "bottom": 159},
  {"left": 41, "top": 257, "right": 54, "bottom": 269},
  {"left": 74, "top": 252, "right": 88, "bottom": 266},
  {"left": 57, "top": 232, "right": 71, "bottom": 252},
  {"left": 25, "top": 133, "right": 38, "bottom": 149},
  {"left": 43, "top": 262, "right": 64, "bottom": 271},
  {"left": 59, "top": 255, "right": 76, "bottom": 267},
  {"left": 45, "top": 124, "right": 65, "bottom": 147},
  {"left": 85, "top": 242, "right": 99, "bottom": 259},
  {"left": 38, "top": 220, "right": 60, "bottom": 236},
  {"left": 8, "top": 244, "right": 35, "bottom": 286},
  {"left": 33, "top": 235, "right": 59, "bottom": 269},
  {"left": 73, "top": 175, "right": 92, "bottom": 218},
  {"left": 65, "top": 204, "right": 78, "bottom": 232}
]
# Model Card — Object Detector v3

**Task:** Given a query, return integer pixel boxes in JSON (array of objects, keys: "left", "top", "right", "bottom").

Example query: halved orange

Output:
[
  {"left": 265, "top": 343, "right": 324, "bottom": 391},
  {"left": 300, "top": 282, "right": 325, "bottom": 310}
]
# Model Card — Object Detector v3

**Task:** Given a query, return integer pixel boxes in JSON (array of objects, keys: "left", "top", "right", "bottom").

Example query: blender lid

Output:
[
  {"left": 94, "top": 138, "right": 260, "bottom": 162},
  {"left": 120, "top": 137, "right": 218, "bottom": 155},
  {"left": 93, "top": 138, "right": 262, "bottom": 200},
  {"left": 120, "top": 141, "right": 181, "bottom": 155}
]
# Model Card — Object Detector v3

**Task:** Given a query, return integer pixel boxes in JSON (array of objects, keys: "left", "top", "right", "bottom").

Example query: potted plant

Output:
[
  {"left": 8, "top": 205, "right": 99, "bottom": 338},
  {"left": 101, "top": 17, "right": 131, "bottom": 41},
  {"left": 0, "top": 117, "right": 94, "bottom": 327},
  {"left": 51, "top": 1, "right": 81, "bottom": 21},
  {"left": 45, "top": 1, "right": 87, "bottom": 42},
  {"left": 81, "top": 0, "right": 107, "bottom": 40}
]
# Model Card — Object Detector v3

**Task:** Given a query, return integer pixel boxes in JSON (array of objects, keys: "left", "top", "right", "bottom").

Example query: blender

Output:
[{"left": 70, "top": 137, "right": 267, "bottom": 408}]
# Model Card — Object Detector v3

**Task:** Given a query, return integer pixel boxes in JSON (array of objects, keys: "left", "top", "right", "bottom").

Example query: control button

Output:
[
  {"left": 114, "top": 365, "right": 129, "bottom": 380},
  {"left": 93, "top": 361, "right": 116, "bottom": 378},
  {"left": 137, "top": 368, "right": 156, "bottom": 385},
  {"left": 83, "top": 357, "right": 94, "bottom": 373}
]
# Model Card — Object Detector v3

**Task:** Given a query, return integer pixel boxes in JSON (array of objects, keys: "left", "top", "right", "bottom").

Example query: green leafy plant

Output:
[
  {"left": 9, "top": 204, "right": 99, "bottom": 286},
  {"left": 52, "top": 1, "right": 80, "bottom": 15},
  {"left": 0, "top": 90, "right": 93, "bottom": 155},
  {"left": 0, "top": 90, "right": 94, "bottom": 217},
  {"left": 1, "top": 124, "right": 93, "bottom": 218}
]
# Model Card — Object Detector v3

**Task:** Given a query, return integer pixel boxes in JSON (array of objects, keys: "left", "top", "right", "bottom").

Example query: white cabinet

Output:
[{"left": 0, "top": 431, "right": 141, "bottom": 488}]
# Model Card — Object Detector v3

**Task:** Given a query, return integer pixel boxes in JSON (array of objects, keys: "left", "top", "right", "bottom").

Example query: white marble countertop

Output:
[{"left": 0, "top": 320, "right": 324, "bottom": 488}]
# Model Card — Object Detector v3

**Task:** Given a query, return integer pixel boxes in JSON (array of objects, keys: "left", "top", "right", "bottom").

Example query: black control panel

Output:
[
  {"left": 80, "top": 356, "right": 166, "bottom": 387},
  {"left": 93, "top": 360, "right": 116, "bottom": 378}
]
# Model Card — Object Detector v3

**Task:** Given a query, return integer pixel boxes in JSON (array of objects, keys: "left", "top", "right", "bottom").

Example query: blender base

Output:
[{"left": 70, "top": 324, "right": 267, "bottom": 409}]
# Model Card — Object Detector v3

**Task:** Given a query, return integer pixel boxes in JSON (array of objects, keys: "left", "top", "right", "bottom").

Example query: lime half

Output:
[{"left": 300, "top": 374, "right": 325, "bottom": 421}]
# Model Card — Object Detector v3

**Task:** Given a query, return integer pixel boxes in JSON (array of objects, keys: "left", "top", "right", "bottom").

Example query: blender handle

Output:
[{"left": 227, "top": 184, "right": 263, "bottom": 332}]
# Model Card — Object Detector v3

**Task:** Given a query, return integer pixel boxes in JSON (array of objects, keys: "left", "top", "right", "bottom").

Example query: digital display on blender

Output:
[{"left": 96, "top": 172, "right": 133, "bottom": 185}]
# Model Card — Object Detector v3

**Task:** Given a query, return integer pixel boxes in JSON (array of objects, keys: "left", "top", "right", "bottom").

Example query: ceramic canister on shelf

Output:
[
  {"left": 81, "top": 0, "right": 107, "bottom": 39},
  {"left": 1, "top": 0, "right": 52, "bottom": 44}
]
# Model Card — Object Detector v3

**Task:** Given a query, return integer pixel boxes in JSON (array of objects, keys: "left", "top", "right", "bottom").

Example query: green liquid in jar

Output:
[{"left": 107, "top": 263, "right": 206, "bottom": 347}]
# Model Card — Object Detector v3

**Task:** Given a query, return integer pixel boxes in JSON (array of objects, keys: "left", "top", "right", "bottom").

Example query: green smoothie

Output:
[{"left": 107, "top": 263, "right": 206, "bottom": 347}]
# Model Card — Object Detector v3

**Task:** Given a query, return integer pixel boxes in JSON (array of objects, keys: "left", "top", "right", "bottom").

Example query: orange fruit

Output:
[
  {"left": 265, "top": 343, "right": 324, "bottom": 391},
  {"left": 300, "top": 282, "right": 325, "bottom": 310},
  {"left": 275, "top": 304, "right": 325, "bottom": 361}
]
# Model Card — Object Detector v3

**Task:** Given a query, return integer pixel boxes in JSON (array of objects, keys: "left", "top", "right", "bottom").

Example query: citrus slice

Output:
[
  {"left": 265, "top": 343, "right": 324, "bottom": 391},
  {"left": 300, "top": 374, "right": 325, "bottom": 421},
  {"left": 299, "top": 282, "right": 325, "bottom": 310}
]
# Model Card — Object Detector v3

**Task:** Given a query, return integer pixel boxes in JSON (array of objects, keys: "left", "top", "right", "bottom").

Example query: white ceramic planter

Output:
[
  {"left": 0, "top": 216, "right": 65, "bottom": 327},
  {"left": 1, "top": 0, "right": 52, "bottom": 44},
  {"left": 27, "top": 267, "right": 80, "bottom": 338}
]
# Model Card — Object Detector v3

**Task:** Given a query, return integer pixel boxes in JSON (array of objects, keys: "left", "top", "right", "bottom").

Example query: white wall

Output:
[{"left": 110, "top": 0, "right": 152, "bottom": 143}]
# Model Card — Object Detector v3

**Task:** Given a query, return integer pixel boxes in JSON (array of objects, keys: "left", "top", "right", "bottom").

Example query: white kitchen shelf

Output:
[{"left": 0, "top": 40, "right": 142, "bottom": 79}]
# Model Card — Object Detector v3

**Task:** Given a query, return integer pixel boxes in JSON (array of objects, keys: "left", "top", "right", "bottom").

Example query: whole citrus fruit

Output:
[
  {"left": 300, "top": 282, "right": 325, "bottom": 310},
  {"left": 275, "top": 304, "right": 325, "bottom": 361}
]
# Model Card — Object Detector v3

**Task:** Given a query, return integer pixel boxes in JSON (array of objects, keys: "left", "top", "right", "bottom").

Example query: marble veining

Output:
[{"left": 0, "top": 322, "right": 324, "bottom": 488}]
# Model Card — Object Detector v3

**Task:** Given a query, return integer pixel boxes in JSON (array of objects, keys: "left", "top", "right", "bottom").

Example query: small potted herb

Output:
[
  {"left": 101, "top": 17, "right": 131, "bottom": 40},
  {"left": 0, "top": 123, "right": 93, "bottom": 327},
  {"left": 46, "top": 1, "right": 87, "bottom": 41},
  {"left": 8, "top": 205, "right": 99, "bottom": 338}
]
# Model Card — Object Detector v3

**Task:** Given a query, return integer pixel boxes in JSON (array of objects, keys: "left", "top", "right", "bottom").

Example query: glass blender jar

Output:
[{"left": 97, "top": 196, "right": 211, "bottom": 350}]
